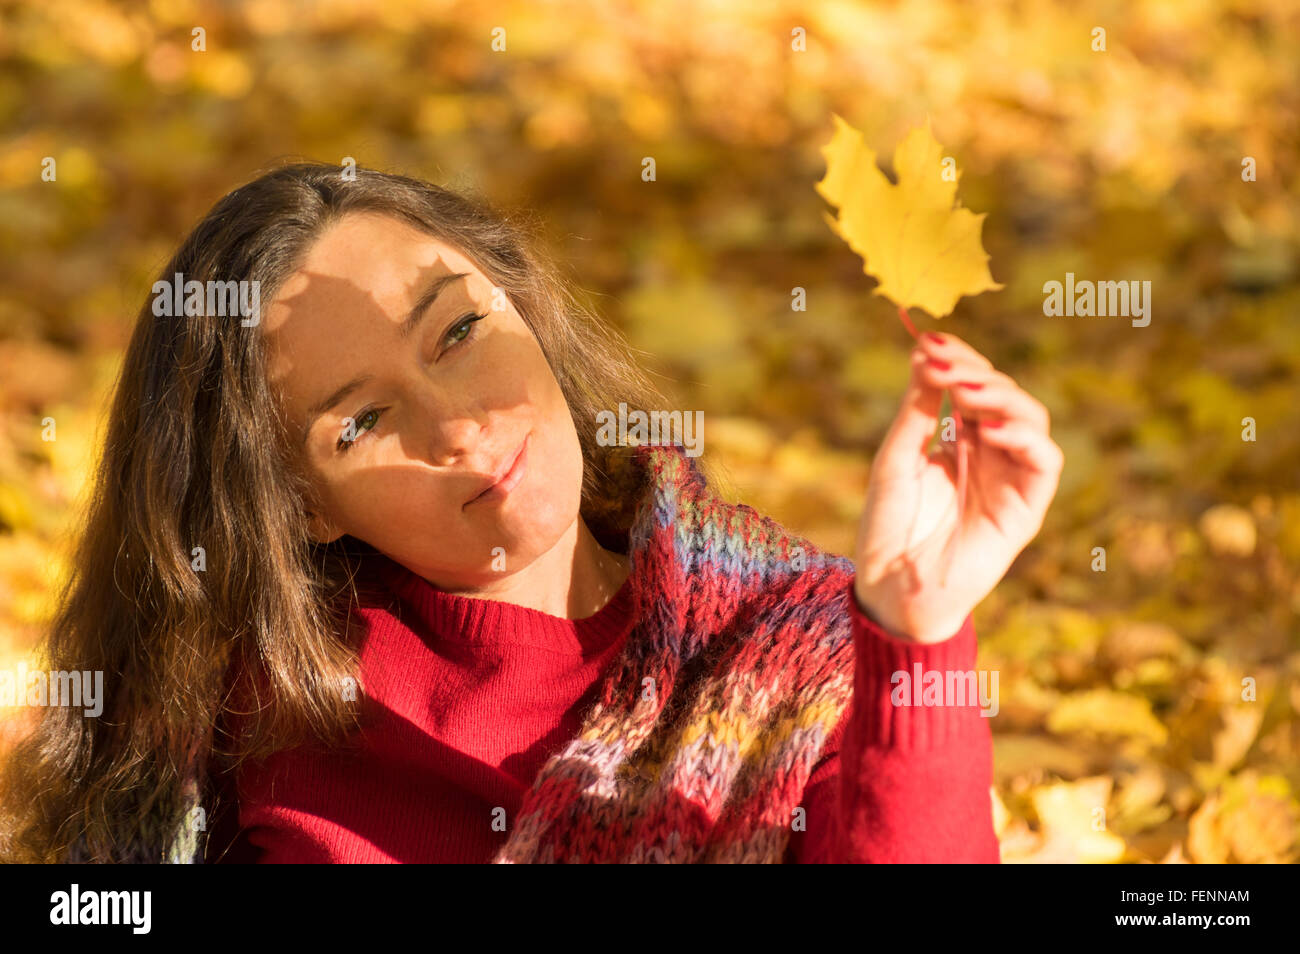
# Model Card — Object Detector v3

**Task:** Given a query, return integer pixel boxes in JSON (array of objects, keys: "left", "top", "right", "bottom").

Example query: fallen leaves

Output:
[
  {"left": 1047, "top": 688, "right": 1169, "bottom": 747},
  {"left": 0, "top": 0, "right": 1295, "bottom": 868},
  {"left": 1198, "top": 503, "right": 1257, "bottom": 558},
  {"left": 1002, "top": 777, "right": 1128, "bottom": 863},
  {"left": 1187, "top": 772, "right": 1300, "bottom": 864}
]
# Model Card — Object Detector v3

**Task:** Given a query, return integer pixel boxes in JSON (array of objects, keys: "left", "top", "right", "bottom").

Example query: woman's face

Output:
[{"left": 261, "top": 211, "right": 584, "bottom": 590}]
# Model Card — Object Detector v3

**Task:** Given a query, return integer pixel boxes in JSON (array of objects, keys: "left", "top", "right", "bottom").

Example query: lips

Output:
[{"left": 466, "top": 434, "right": 529, "bottom": 506}]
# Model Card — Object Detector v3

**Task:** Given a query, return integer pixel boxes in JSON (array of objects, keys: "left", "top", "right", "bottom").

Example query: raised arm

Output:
[{"left": 786, "top": 581, "right": 998, "bottom": 863}]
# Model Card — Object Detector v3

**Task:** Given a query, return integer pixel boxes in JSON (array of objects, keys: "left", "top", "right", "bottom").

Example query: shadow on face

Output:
[{"left": 260, "top": 211, "right": 585, "bottom": 589}]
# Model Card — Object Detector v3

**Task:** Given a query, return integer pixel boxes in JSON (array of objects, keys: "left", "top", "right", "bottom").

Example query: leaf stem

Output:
[{"left": 896, "top": 305, "right": 920, "bottom": 340}]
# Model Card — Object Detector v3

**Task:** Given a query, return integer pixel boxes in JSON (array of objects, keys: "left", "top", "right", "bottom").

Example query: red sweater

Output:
[{"left": 210, "top": 558, "right": 998, "bottom": 863}]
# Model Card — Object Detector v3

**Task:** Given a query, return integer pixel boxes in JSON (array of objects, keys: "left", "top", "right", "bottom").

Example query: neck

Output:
[{"left": 427, "top": 517, "right": 630, "bottom": 619}]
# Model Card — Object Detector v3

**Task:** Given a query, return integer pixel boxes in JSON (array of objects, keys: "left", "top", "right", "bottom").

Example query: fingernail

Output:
[
  {"left": 925, "top": 333, "right": 945, "bottom": 344},
  {"left": 957, "top": 382, "right": 983, "bottom": 390},
  {"left": 981, "top": 419, "right": 1003, "bottom": 428},
  {"left": 926, "top": 358, "right": 952, "bottom": 370}
]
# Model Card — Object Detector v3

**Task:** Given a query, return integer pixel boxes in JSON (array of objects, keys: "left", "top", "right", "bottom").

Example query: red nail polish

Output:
[
  {"left": 957, "top": 382, "right": 983, "bottom": 390},
  {"left": 981, "top": 419, "right": 1003, "bottom": 428},
  {"left": 926, "top": 358, "right": 952, "bottom": 370},
  {"left": 925, "top": 333, "right": 945, "bottom": 344}
]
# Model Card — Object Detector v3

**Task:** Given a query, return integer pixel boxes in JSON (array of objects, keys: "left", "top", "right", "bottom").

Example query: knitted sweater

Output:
[{"left": 159, "top": 441, "right": 997, "bottom": 864}]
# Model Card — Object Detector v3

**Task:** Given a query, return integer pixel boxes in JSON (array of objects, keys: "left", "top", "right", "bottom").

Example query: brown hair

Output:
[{"left": 0, "top": 160, "right": 689, "bottom": 862}]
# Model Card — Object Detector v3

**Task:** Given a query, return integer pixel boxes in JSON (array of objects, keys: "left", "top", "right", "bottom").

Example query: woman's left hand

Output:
[{"left": 852, "top": 332, "right": 1064, "bottom": 643}]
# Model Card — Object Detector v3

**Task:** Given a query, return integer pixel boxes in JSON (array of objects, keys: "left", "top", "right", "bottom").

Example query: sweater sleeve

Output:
[{"left": 785, "top": 578, "right": 1000, "bottom": 863}]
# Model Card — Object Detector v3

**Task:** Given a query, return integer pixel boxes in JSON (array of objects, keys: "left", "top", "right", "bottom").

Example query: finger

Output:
[
  {"left": 917, "top": 356, "right": 1010, "bottom": 393},
  {"left": 950, "top": 379, "right": 1051, "bottom": 433},
  {"left": 918, "top": 331, "right": 993, "bottom": 372},
  {"left": 876, "top": 348, "right": 945, "bottom": 471},
  {"left": 914, "top": 346, "right": 996, "bottom": 392},
  {"left": 975, "top": 420, "right": 1064, "bottom": 516}
]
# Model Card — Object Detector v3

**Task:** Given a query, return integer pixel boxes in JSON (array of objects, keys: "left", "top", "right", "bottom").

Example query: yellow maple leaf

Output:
[
  {"left": 816, "top": 115, "right": 1002, "bottom": 319},
  {"left": 1031, "top": 778, "right": 1128, "bottom": 864}
]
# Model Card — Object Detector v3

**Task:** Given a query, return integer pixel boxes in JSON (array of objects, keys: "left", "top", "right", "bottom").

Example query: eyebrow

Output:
[{"left": 299, "top": 270, "right": 471, "bottom": 449}]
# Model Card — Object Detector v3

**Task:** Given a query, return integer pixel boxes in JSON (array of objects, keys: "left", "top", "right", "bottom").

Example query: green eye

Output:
[
  {"left": 337, "top": 408, "right": 381, "bottom": 452},
  {"left": 446, "top": 312, "right": 487, "bottom": 348}
]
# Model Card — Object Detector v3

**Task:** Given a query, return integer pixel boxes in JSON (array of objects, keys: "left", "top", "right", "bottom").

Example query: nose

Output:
[{"left": 414, "top": 387, "right": 488, "bottom": 468}]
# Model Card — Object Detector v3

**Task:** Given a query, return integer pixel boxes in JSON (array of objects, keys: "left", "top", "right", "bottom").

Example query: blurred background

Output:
[{"left": 0, "top": 0, "right": 1296, "bottom": 862}]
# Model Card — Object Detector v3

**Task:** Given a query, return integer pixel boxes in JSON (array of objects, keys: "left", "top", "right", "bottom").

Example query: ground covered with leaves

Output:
[{"left": 0, "top": 0, "right": 1296, "bottom": 862}]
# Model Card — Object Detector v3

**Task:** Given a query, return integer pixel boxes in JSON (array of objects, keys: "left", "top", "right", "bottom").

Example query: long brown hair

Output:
[{"left": 0, "top": 160, "right": 690, "bottom": 862}]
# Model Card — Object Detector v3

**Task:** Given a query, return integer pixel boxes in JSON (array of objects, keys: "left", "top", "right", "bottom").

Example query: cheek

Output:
[
  {"left": 477, "top": 323, "right": 574, "bottom": 440},
  {"left": 487, "top": 333, "right": 583, "bottom": 518},
  {"left": 481, "top": 323, "right": 552, "bottom": 393},
  {"left": 329, "top": 474, "right": 425, "bottom": 529}
]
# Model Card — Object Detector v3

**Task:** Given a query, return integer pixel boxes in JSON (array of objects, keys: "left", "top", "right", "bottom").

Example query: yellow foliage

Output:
[
  {"left": 816, "top": 116, "right": 1002, "bottom": 318},
  {"left": 1047, "top": 689, "right": 1169, "bottom": 746}
]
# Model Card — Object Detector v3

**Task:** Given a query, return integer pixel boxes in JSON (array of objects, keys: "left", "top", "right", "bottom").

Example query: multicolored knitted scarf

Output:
[{"left": 148, "top": 441, "right": 860, "bottom": 863}]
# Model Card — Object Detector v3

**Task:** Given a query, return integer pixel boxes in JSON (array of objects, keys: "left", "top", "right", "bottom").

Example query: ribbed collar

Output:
[{"left": 377, "top": 555, "right": 637, "bottom": 655}]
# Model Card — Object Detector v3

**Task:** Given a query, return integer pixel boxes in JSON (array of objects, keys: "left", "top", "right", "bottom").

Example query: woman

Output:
[{"left": 0, "top": 162, "right": 1062, "bottom": 863}]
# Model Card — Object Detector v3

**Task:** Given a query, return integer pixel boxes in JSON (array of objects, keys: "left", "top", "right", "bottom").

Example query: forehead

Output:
[
  {"left": 260, "top": 212, "right": 481, "bottom": 391},
  {"left": 264, "top": 211, "right": 477, "bottom": 333}
]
